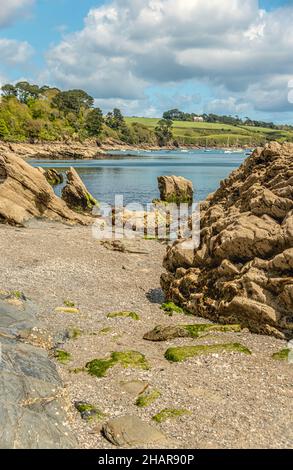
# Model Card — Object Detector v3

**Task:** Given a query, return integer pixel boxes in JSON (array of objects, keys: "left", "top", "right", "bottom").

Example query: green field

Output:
[{"left": 125, "top": 117, "right": 293, "bottom": 146}]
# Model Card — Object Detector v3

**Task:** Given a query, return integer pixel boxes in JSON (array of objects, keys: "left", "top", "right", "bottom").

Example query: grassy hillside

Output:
[{"left": 125, "top": 117, "right": 293, "bottom": 146}]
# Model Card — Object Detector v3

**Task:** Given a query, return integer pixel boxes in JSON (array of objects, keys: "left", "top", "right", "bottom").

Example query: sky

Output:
[{"left": 1, "top": 0, "right": 293, "bottom": 122}]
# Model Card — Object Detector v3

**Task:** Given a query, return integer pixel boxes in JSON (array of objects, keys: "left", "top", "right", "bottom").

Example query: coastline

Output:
[{"left": 0, "top": 140, "right": 249, "bottom": 161}]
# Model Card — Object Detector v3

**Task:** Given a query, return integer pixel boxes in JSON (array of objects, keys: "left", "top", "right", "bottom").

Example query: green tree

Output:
[
  {"left": 155, "top": 119, "right": 173, "bottom": 146},
  {"left": 85, "top": 108, "right": 104, "bottom": 136},
  {"left": 52, "top": 89, "right": 94, "bottom": 115},
  {"left": 105, "top": 108, "right": 125, "bottom": 130},
  {"left": 0, "top": 119, "right": 9, "bottom": 139},
  {"left": 1, "top": 84, "right": 17, "bottom": 98}
]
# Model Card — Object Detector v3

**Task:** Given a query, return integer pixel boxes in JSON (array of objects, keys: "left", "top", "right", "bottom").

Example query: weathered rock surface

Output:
[
  {"left": 102, "top": 415, "right": 166, "bottom": 446},
  {"left": 157, "top": 175, "right": 193, "bottom": 204},
  {"left": 38, "top": 168, "right": 63, "bottom": 186},
  {"left": 0, "top": 141, "right": 105, "bottom": 160},
  {"left": 62, "top": 167, "right": 98, "bottom": 213},
  {"left": 0, "top": 152, "right": 92, "bottom": 226},
  {"left": 0, "top": 294, "right": 76, "bottom": 448},
  {"left": 161, "top": 142, "right": 293, "bottom": 338}
]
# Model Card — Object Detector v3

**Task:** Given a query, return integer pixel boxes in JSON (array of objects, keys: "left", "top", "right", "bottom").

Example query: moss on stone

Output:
[
  {"left": 152, "top": 408, "right": 191, "bottom": 423},
  {"left": 99, "top": 327, "right": 113, "bottom": 335},
  {"left": 64, "top": 300, "right": 75, "bottom": 308},
  {"left": 160, "top": 302, "right": 185, "bottom": 316},
  {"left": 74, "top": 401, "right": 105, "bottom": 422},
  {"left": 54, "top": 349, "right": 72, "bottom": 364},
  {"left": 184, "top": 324, "right": 242, "bottom": 337},
  {"left": 66, "top": 328, "right": 83, "bottom": 340},
  {"left": 55, "top": 306, "right": 80, "bottom": 314},
  {"left": 272, "top": 349, "right": 291, "bottom": 361},
  {"left": 135, "top": 389, "right": 161, "bottom": 407},
  {"left": 107, "top": 311, "right": 140, "bottom": 321},
  {"left": 165, "top": 343, "right": 252, "bottom": 362},
  {"left": 86, "top": 350, "right": 149, "bottom": 378}
]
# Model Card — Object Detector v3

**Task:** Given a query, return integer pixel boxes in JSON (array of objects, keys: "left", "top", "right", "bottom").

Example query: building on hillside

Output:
[{"left": 193, "top": 116, "right": 204, "bottom": 122}]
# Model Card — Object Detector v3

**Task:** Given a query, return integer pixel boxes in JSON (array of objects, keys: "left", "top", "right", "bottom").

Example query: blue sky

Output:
[{"left": 1, "top": 0, "right": 293, "bottom": 122}]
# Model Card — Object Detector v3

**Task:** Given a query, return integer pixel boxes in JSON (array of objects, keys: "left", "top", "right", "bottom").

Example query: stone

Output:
[
  {"left": 161, "top": 143, "right": 293, "bottom": 338},
  {"left": 120, "top": 380, "right": 149, "bottom": 397},
  {"left": 157, "top": 175, "right": 193, "bottom": 204},
  {"left": 0, "top": 152, "right": 92, "bottom": 226},
  {"left": 39, "top": 168, "right": 63, "bottom": 186},
  {"left": 143, "top": 323, "right": 242, "bottom": 341},
  {"left": 0, "top": 296, "right": 76, "bottom": 448},
  {"left": 62, "top": 167, "right": 98, "bottom": 213},
  {"left": 102, "top": 415, "right": 166, "bottom": 446}
]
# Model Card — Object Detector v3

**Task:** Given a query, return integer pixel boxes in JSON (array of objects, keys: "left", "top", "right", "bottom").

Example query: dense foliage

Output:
[{"left": 0, "top": 82, "right": 156, "bottom": 145}]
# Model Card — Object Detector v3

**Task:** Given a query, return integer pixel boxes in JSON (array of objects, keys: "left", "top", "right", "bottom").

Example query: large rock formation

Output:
[
  {"left": 0, "top": 141, "right": 105, "bottom": 160},
  {"left": 157, "top": 175, "right": 194, "bottom": 204},
  {"left": 161, "top": 142, "right": 293, "bottom": 339},
  {"left": 62, "top": 167, "right": 98, "bottom": 213},
  {"left": 0, "top": 152, "right": 92, "bottom": 226},
  {"left": 0, "top": 291, "right": 76, "bottom": 448}
]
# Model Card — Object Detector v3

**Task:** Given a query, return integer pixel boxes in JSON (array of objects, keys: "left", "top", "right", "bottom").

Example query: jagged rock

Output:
[
  {"left": 0, "top": 141, "right": 105, "bottom": 160},
  {"left": 161, "top": 143, "right": 293, "bottom": 338},
  {"left": 39, "top": 168, "right": 63, "bottom": 186},
  {"left": 0, "top": 152, "right": 92, "bottom": 226},
  {"left": 0, "top": 297, "right": 76, "bottom": 448},
  {"left": 157, "top": 175, "right": 193, "bottom": 204},
  {"left": 62, "top": 167, "right": 98, "bottom": 213},
  {"left": 102, "top": 415, "right": 166, "bottom": 446}
]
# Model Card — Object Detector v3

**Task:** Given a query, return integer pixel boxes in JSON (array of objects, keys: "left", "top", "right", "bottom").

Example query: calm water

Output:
[{"left": 29, "top": 149, "right": 247, "bottom": 205}]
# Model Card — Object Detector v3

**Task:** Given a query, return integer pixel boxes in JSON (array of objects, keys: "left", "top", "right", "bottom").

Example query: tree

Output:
[
  {"left": 15, "top": 82, "right": 41, "bottom": 103},
  {"left": 155, "top": 119, "right": 173, "bottom": 146},
  {"left": 85, "top": 108, "right": 104, "bottom": 136},
  {"left": 1, "top": 84, "right": 17, "bottom": 98},
  {"left": 0, "top": 119, "right": 9, "bottom": 139},
  {"left": 105, "top": 108, "right": 125, "bottom": 130},
  {"left": 52, "top": 89, "right": 94, "bottom": 115}
]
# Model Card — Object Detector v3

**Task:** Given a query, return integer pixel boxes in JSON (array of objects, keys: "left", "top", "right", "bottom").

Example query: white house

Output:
[{"left": 193, "top": 116, "right": 204, "bottom": 122}]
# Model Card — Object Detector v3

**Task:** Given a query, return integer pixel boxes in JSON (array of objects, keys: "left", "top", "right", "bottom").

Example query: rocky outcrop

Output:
[
  {"left": 161, "top": 142, "right": 293, "bottom": 339},
  {"left": 0, "top": 291, "right": 76, "bottom": 448},
  {"left": 0, "top": 141, "right": 105, "bottom": 160},
  {"left": 62, "top": 167, "right": 98, "bottom": 213},
  {"left": 157, "top": 175, "right": 193, "bottom": 204},
  {"left": 38, "top": 168, "right": 64, "bottom": 186},
  {"left": 0, "top": 152, "right": 92, "bottom": 225}
]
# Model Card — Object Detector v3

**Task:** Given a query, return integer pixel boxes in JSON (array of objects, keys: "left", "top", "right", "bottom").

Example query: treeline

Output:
[
  {"left": 162, "top": 108, "right": 292, "bottom": 130},
  {"left": 0, "top": 82, "right": 156, "bottom": 145}
]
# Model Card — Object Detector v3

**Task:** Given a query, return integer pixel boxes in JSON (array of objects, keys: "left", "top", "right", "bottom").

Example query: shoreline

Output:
[{"left": 0, "top": 140, "right": 251, "bottom": 161}]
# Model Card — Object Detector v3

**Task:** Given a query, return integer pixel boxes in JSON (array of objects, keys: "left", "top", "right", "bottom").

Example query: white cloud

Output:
[
  {"left": 0, "top": 38, "right": 33, "bottom": 66},
  {"left": 44, "top": 0, "right": 293, "bottom": 116},
  {"left": 0, "top": 0, "right": 34, "bottom": 27}
]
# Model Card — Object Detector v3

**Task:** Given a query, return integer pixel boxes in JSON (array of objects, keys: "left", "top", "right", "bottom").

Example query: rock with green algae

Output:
[
  {"left": 54, "top": 349, "right": 72, "bottom": 364},
  {"left": 165, "top": 343, "right": 252, "bottom": 362},
  {"left": 107, "top": 311, "right": 140, "bottom": 321},
  {"left": 144, "top": 323, "right": 242, "bottom": 341},
  {"left": 99, "top": 327, "right": 114, "bottom": 335},
  {"left": 55, "top": 306, "right": 80, "bottom": 314},
  {"left": 65, "top": 327, "right": 83, "bottom": 340},
  {"left": 272, "top": 349, "right": 291, "bottom": 361},
  {"left": 62, "top": 167, "right": 99, "bottom": 213},
  {"left": 152, "top": 408, "right": 191, "bottom": 423},
  {"left": 63, "top": 300, "right": 75, "bottom": 308},
  {"left": 74, "top": 401, "right": 106, "bottom": 422},
  {"left": 135, "top": 389, "right": 161, "bottom": 407},
  {"left": 160, "top": 302, "right": 187, "bottom": 316},
  {"left": 86, "top": 350, "right": 149, "bottom": 378}
]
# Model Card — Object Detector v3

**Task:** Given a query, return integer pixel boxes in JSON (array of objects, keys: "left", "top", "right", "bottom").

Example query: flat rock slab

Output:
[
  {"left": 102, "top": 415, "right": 166, "bottom": 447},
  {"left": 0, "top": 296, "right": 76, "bottom": 449},
  {"left": 120, "top": 380, "right": 149, "bottom": 397}
]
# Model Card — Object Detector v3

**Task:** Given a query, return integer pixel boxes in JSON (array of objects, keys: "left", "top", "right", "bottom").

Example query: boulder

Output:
[
  {"left": 0, "top": 295, "right": 76, "bottom": 448},
  {"left": 0, "top": 152, "right": 92, "bottom": 226},
  {"left": 102, "top": 415, "right": 166, "bottom": 446},
  {"left": 161, "top": 142, "right": 293, "bottom": 338},
  {"left": 62, "top": 167, "right": 98, "bottom": 213},
  {"left": 39, "top": 168, "right": 64, "bottom": 186},
  {"left": 157, "top": 175, "right": 193, "bottom": 204}
]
